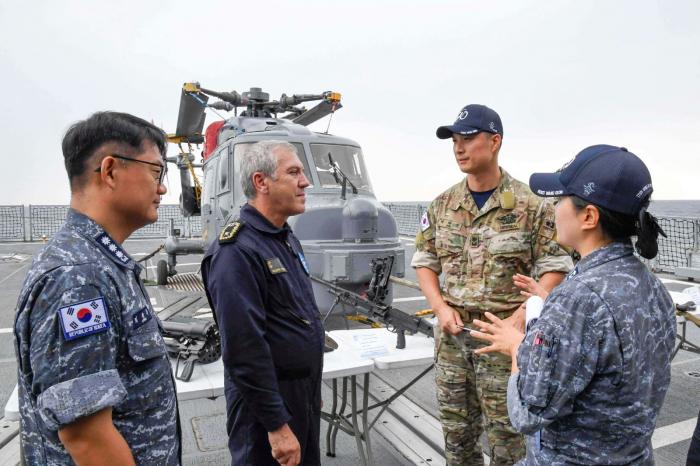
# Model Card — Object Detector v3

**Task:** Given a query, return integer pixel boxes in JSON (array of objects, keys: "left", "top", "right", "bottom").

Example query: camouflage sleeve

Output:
[
  {"left": 24, "top": 266, "right": 126, "bottom": 431},
  {"left": 507, "top": 287, "right": 605, "bottom": 434},
  {"left": 411, "top": 203, "right": 441, "bottom": 273},
  {"left": 531, "top": 199, "right": 573, "bottom": 278}
]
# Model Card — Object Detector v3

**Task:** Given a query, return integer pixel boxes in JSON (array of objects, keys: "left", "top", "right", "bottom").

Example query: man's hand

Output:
[
  {"left": 434, "top": 302, "right": 464, "bottom": 336},
  {"left": 269, "top": 423, "right": 301, "bottom": 466}
]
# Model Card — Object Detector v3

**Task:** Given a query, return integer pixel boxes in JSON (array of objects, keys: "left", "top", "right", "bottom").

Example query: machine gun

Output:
[
  {"left": 312, "top": 257, "right": 434, "bottom": 349},
  {"left": 162, "top": 319, "right": 221, "bottom": 382}
]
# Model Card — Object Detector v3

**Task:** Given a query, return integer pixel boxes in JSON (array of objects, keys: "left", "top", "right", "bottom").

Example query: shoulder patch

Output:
[
  {"left": 58, "top": 297, "right": 111, "bottom": 341},
  {"left": 420, "top": 211, "right": 431, "bottom": 232},
  {"left": 219, "top": 221, "right": 243, "bottom": 244}
]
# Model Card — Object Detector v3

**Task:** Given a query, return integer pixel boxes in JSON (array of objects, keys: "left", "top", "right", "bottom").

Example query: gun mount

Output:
[
  {"left": 312, "top": 257, "right": 434, "bottom": 349},
  {"left": 162, "top": 318, "right": 221, "bottom": 382}
]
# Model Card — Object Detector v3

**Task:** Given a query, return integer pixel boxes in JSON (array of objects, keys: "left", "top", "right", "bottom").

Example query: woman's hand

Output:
[
  {"left": 471, "top": 312, "right": 524, "bottom": 363},
  {"left": 513, "top": 273, "right": 549, "bottom": 299}
]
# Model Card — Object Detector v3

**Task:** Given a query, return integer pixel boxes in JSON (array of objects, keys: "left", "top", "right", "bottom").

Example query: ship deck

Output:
[{"left": 0, "top": 237, "right": 698, "bottom": 465}]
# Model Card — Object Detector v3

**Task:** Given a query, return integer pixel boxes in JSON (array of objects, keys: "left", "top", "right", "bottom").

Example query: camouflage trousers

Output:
[{"left": 434, "top": 319, "right": 525, "bottom": 466}]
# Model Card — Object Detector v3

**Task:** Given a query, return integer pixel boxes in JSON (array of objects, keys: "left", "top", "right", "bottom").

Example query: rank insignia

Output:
[
  {"left": 266, "top": 257, "right": 287, "bottom": 274},
  {"left": 95, "top": 232, "right": 130, "bottom": 264},
  {"left": 219, "top": 221, "right": 243, "bottom": 244},
  {"left": 132, "top": 306, "right": 152, "bottom": 329},
  {"left": 470, "top": 234, "right": 481, "bottom": 247},
  {"left": 500, "top": 190, "right": 515, "bottom": 209}
]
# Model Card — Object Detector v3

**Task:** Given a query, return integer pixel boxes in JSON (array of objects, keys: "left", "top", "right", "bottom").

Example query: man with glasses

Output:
[
  {"left": 412, "top": 104, "right": 572, "bottom": 465},
  {"left": 14, "top": 111, "right": 180, "bottom": 465}
]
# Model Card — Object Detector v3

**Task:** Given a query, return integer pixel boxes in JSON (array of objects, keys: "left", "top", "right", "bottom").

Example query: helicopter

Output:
[{"left": 158, "top": 82, "right": 406, "bottom": 314}]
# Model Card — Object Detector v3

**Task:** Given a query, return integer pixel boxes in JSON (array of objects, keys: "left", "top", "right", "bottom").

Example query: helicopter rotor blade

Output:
[
  {"left": 170, "top": 83, "right": 209, "bottom": 144},
  {"left": 292, "top": 100, "right": 343, "bottom": 126}
]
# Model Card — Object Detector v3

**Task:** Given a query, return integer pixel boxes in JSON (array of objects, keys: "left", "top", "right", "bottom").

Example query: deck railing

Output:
[{"left": 0, "top": 203, "right": 697, "bottom": 274}]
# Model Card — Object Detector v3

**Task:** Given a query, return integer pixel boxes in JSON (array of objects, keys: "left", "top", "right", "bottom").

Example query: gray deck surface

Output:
[{"left": 0, "top": 237, "right": 698, "bottom": 465}]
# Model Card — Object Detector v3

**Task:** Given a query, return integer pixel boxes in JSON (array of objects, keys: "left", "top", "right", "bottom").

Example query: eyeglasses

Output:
[{"left": 95, "top": 154, "right": 167, "bottom": 185}]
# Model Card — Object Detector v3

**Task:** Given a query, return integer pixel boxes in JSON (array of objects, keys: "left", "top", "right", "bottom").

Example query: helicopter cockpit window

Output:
[
  {"left": 218, "top": 149, "right": 230, "bottom": 192},
  {"left": 310, "top": 144, "right": 372, "bottom": 192}
]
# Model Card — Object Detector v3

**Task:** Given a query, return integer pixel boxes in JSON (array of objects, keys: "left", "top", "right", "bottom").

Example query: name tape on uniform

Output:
[{"left": 58, "top": 297, "right": 111, "bottom": 341}]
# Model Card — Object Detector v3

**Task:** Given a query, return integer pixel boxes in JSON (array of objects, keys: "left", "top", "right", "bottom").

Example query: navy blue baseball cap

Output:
[
  {"left": 436, "top": 104, "right": 503, "bottom": 139},
  {"left": 529, "top": 144, "right": 653, "bottom": 216}
]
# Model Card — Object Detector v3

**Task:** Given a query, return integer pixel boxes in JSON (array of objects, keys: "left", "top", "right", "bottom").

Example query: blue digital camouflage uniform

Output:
[
  {"left": 201, "top": 203, "right": 324, "bottom": 466},
  {"left": 508, "top": 242, "right": 676, "bottom": 465},
  {"left": 14, "top": 209, "right": 180, "bottom": 465},
  {"left": 412, "top": 170, "right": 573, "bottom": 465}
]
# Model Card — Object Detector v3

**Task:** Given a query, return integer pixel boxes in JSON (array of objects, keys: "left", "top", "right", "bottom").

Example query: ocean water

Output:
[{"left": 648, "top": 200, "right": 700, "bottom": 218}]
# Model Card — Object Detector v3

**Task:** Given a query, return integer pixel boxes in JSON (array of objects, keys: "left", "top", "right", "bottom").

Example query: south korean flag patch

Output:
[
  {"left": 420, "top": 211, "right": 431, "bottom": 232},
  {"left": 58, "top": 297, "right": 111, "bottom": 341}
]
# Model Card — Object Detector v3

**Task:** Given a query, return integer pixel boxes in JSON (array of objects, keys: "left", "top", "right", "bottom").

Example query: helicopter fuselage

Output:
[{"left": 176, "top": 115, "right": 405, "bottom": 311}]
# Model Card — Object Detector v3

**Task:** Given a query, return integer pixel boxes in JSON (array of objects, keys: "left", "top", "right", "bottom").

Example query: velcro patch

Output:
[
  {"left": 267, "top": 257, "right": 287, "bottom": 274},
  {"left": 420, "top": 211, "right": 430, "bottom": 232},
  {"left": 58, "top": 298, "right": 111, "bottom": 341},
  {"left": 132, "top": 307, "right": 153, "bottom": 329}
]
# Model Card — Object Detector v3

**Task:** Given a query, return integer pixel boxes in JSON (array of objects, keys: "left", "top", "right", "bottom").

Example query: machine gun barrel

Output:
[{"left": 311, "top": 276, "right": 434, "bottom": 349}]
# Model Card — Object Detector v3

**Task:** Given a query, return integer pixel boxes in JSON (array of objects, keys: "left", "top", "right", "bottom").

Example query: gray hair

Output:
[{"left": 240, "top": 140, "right": 298, "bottom": 199}]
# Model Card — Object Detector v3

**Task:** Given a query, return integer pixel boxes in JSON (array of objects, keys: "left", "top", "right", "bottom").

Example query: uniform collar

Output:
[
  {"left": 569, "top": 241, "right": 633, "bottom": 278},
  {"left": 66, "top": 208, "right": 138, "bottom": 271},
  {"left": 240, "top": 203, "right": 291, "bottom": 236},
  {"left": 449, "top": 168, "right": 516, "bottom": 214}
]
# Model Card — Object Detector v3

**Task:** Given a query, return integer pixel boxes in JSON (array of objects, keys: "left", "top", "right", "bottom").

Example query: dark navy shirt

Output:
[
  {"left": 470, "top": 188, "right": 496, "bottom": 210},
  {"left": 201, "top": 204, "right": 324, "bottom": 432}
]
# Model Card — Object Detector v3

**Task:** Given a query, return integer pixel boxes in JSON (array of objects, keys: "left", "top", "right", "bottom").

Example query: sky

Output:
[{"left": 1, "top": 0, "right": 698, "bottom": 205}]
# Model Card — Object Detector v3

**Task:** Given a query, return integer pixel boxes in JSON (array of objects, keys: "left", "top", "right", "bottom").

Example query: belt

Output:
[{"left": 449, "top": 305, "right": 516, "bottom": 322}]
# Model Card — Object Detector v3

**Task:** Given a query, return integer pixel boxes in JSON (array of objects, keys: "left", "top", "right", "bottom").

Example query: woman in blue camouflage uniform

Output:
[{"left": 470, "top": 144, "right": 675, "bottom": 465}]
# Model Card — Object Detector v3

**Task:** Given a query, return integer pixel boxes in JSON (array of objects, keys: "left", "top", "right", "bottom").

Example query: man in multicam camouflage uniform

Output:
[
  {"left": 14, "top": 112, "right": 180, "bottom": 465},
  {"left": 412, "top": 104, "right": 572, "bottom": 465}
]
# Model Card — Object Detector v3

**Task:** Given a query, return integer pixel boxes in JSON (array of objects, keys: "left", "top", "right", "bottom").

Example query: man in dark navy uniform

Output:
[{"left": 201, "top": 140, "right": 324, "bottom": 466}]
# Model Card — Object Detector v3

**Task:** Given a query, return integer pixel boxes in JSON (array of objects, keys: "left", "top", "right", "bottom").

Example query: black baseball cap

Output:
[
  {"left": 436, "top": 104, "right": 503, "bottom": 139},
  {"left": 529, "top": 144, "right": 653, "bottom": 216}
]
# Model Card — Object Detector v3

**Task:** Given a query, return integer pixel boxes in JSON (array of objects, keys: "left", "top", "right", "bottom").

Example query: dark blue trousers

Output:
[{"left": 226, "top": 378, "right": 321, "bottom": 466}]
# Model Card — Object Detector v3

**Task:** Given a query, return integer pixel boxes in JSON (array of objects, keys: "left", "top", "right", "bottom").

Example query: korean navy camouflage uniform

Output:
[
  {"left": 508, "top": 242, "right": 676, "bottom": 465},
  {"left": 14, "top": 209, "right": 180, "bottom": 465},
  {"left": 411, "top": 169, "right": 573, "bottom": 465}
]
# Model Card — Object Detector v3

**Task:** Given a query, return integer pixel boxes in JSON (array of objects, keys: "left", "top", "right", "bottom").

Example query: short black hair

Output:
[{"left": 61, "top": 111, "right": 167, "bottom": 189}]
